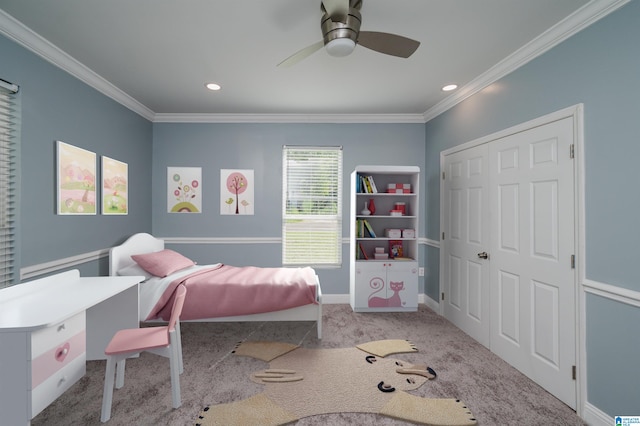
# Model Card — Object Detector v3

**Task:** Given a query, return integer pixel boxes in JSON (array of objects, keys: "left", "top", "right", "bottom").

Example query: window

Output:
[
  {"left": 282, "top": 146, "right": 342, "bottom": 267},
  {"left": 0, "top": 79, "right": 19, "bottom": 288}
]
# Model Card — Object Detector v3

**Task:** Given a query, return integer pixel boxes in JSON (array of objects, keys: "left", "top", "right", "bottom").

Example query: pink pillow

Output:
[{"left": 131, "top": 249, "right": 195, "bottom": 277}]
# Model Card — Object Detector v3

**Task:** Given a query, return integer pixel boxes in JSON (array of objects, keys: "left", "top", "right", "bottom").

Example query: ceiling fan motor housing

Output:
[{"left": 321, "top": 6, "right": 362, "bottom": 55}]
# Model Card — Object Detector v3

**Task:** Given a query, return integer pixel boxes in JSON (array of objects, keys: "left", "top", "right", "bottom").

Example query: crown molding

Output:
[
  {"left": 153, "top": 113, "right": 426, "bottom": 124},
  {"left": 0, "top": 9, "right": 155, "bottom": 121},
  {"left": 1, "top": 1, "right": 629, "bottom": 125},
  {"left": 423, "top": 0, "right": 631, "bottom": 123}
]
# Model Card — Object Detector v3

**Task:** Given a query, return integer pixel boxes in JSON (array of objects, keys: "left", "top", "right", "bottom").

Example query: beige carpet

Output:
[
  {"left": 30, "top": 305, "right": 585, "bottom": 425},
  {"left": 197, "top": 340, "right": 476, "bottom": 426}
]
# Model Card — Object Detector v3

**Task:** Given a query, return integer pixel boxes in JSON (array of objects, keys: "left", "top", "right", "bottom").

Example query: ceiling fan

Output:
[{"left": 278, "top": 0, "right": 420, "bottom": 67}]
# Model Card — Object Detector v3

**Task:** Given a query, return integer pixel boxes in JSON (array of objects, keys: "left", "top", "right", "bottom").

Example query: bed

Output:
[{"left": 109, "top": 233, "right": 322, "bottom": 338}]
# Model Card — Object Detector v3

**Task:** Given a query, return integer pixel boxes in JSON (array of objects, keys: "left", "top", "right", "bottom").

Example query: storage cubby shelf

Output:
[{"left": 349, "top": 165, "right": 420, "bottom": 312}]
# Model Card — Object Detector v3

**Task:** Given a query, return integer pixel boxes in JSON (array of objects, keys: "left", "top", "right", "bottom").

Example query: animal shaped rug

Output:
[{"left": 196, "top": 339, "right": 477, "bottom": 426}]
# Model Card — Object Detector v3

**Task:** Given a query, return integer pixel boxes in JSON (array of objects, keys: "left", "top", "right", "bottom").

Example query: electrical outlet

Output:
[{"left": 418, "top": 267, "right": 425, "bottom": 276}]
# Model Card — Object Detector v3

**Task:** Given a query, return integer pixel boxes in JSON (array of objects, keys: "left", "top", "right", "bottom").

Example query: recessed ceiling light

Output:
[
  {"left": 205, "top": 82, "right": 221, "bottom": 91},
  {"left": 442, "top": 84, "right": 458, "bottom": 92}
]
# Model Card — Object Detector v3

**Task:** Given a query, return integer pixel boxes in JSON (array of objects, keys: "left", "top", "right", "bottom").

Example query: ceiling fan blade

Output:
[
  {"left": 357, "top": 31, "right": 420, "bottom": 58},
  {"left": 322, "top": 0, "right": 349, "bottom": 22},
  {"left": 277, "top": 40, "right": 325, "bottom": 67}
]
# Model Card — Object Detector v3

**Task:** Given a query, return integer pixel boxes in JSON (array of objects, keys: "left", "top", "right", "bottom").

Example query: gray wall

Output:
[
  {"left": 152, "top": 122, "right": 426, "bottom": 295},
  {"left": 424, "top": 0, "right": 640, "bottom": 417},
  {"left": 0, "top": 34, "right": 153, "bottom": 277}
]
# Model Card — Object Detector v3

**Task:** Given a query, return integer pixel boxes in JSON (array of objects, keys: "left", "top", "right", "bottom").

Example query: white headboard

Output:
[{"left": 109, "top": 233, "right": 164, "bottom": 276}]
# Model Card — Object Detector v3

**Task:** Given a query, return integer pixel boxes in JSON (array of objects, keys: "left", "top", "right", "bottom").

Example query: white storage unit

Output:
[{"left": 349, "top": 166, "right": 419, "bottom": 312}]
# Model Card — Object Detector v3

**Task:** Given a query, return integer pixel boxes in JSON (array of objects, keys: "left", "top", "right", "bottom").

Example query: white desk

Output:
[{"left": 0, "top": 269, "right": 141, "bottom": 425}]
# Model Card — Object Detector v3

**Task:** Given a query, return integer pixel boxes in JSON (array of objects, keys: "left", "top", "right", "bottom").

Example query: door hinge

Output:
[
  {"left": 442, "top": 171, "right": 445, "bottom": 180},
  {"left": 441, "top": 292, "right": 445, "bottom": 301},
  {"left": 572, "top": 365, "right": 576, "bottom": 380},
  {"left": 571, "top": 254, "right": 575, "bottom": 269},
  {"left": 442, "top": 231, "right": 445, "bottom": 240},
  {"left": 570, "top": 144, "right": 575, "bottom": 159}
]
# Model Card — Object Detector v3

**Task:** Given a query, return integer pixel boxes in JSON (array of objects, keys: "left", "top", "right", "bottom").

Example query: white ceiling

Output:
[{"left": 0, "top": 0, "right": 623, "bottom": 122}]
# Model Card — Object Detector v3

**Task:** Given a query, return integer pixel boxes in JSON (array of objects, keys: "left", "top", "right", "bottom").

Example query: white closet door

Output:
[
  {"left": 442, "top": 144, "right": 490, "bottom": 347},
  {"left": 489, "top": 117, "right": 576, "bottom": 409}
]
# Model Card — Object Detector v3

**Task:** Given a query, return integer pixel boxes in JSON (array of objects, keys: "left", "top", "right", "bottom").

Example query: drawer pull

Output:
[
  {"left": 55, "top": 343, "right": 71, "bottom": 362},
  {"left": 57, "top": 323, "right": 66, "bottom": 332},
  {"left": 58, "top": 376, "right": 67, "bottom": 387}
]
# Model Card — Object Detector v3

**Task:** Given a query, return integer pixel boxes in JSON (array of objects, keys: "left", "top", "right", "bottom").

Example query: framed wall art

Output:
[
  {"left": 56, "top": 141, "right": 96, "bottom": 215},
  {"left": 168, "top": 167, "right": 201, "bottom": 213},
  {"left": 101, "top": 156, "right": 128, "bottom": 215},
  {"left": 220, "top": 169, "right": 254, "bottom": 215}
]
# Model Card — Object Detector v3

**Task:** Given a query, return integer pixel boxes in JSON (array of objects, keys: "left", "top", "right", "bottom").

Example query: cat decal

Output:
[{"left": 368, "top": 278, "right": 405, "bottom": 308}]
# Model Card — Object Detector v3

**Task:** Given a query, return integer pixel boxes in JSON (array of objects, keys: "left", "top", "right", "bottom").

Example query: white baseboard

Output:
[
  {"left": 582, "top": 402, "right": 614, "bottom": 426},
  {"left": 322, "top": 294, "right": 350, "bottom": 304},
  {"left": 424, "top": 294, "right": 440, "bottom": 312}
]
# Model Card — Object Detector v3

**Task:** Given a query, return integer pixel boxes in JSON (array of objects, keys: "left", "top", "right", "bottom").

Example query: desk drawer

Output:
[
  {"left": 30, "top": 354, "right": 85, "bottom": 418},
  {"left": 31, "top": 329, "right": 86, "bottom": 389},
  {"left": 31, "top": 312, "right": 86, "bottom": 359}
]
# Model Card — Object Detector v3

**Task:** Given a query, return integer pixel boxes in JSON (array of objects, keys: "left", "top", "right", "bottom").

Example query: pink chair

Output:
[{"left": 100, "top": 285, "right": 187, "bottom": 422}]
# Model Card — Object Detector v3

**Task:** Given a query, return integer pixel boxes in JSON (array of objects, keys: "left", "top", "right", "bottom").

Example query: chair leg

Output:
[
  {"left": 101, "top": 356, "right": 117, "bottom": 422},
  {"left": 169, "top": 345, "right": 182, "bottom": 408},
  {"left": 175, "top": 321, "right": 184, "bottom": 374},
  {"left": 115, "top": 359, "right": 126, "bottom": 389}
]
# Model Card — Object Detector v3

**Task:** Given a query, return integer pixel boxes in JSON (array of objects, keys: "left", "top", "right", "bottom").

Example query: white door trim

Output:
[{"left": 439, "top": 103, "right": 585, "bottom": 416}]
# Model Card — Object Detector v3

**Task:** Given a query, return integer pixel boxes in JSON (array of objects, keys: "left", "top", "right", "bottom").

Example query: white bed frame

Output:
[{"left": 109, "top": 233, "right": 322, "bottom": 338}]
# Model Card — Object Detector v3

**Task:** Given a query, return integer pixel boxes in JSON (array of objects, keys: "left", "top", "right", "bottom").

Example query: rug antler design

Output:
[{"left": 197, "top": 339, "right": 477, "bottom": 426}]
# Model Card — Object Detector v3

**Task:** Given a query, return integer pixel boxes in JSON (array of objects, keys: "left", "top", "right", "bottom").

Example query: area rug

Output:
[{"left": 196, "top": 339, "right": 477, "bottom": 426}]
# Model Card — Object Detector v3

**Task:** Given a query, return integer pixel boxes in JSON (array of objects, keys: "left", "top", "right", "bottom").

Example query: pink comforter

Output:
[{"left": 147, "top": 264, "right": 318, "bottom": 321}]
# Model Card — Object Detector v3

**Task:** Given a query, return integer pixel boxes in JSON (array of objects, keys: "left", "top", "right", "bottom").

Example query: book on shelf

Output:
[
  {"left": 358, "top": 243, "right": 369, "bottom": 260},
  {"left": 363, "top": 219, "right": 377, "bottom": 238},
  {"left": 389, "top": 240, "right": 403, "bottom": 258},
  {"left": 359, "top": 175, "right": 371, "bottom": 193},
  {"left": 355, "top": 219, "right": 369, "bottom": 238},
  {"left": 358, "top": 174, "right": 378, "bottom": 193},
  {"left": 367, "top": 175, "right": 378, "bottom": 193}
]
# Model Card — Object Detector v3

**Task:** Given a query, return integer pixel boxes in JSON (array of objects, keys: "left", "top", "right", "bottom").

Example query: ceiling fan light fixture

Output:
[{"left": 325, "top": 38, "right": 356, "bottom": 57}]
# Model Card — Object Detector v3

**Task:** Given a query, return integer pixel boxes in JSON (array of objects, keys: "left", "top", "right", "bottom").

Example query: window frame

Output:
[{"left": 282, "top": 145, "right": 343, "bottom": 267}]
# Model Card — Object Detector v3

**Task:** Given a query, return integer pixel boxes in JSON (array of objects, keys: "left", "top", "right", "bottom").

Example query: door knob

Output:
[{"left": 477, "top": 251, "right": 489, "bottom": 259}]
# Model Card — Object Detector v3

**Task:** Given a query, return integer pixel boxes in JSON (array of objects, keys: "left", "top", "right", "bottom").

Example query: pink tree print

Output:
[{"left": 226, "top": 172, "right": 247, "bottom": 214}]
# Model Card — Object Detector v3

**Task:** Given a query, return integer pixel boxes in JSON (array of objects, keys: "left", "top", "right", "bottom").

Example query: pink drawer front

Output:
[{"left": 31, "top": 330, "right": 86, "bottom": 389}]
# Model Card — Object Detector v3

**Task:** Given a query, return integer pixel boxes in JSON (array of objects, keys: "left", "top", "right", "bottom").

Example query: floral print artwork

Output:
[{"left": 168, "top": 167, "right": 202, "bottom": 213}]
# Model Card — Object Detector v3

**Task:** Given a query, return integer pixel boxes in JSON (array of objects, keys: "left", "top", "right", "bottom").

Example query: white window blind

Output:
[
  {"left": 0, "top": 79, "right": 19, "bottom": 288},
  {"left": 282, "top": 146, "right": 342, "bottom": 267}
]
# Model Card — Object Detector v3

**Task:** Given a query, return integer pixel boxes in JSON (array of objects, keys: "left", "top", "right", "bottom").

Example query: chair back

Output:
[{"left": 168, "top": 285, "right": 187, "bottom": 333}]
